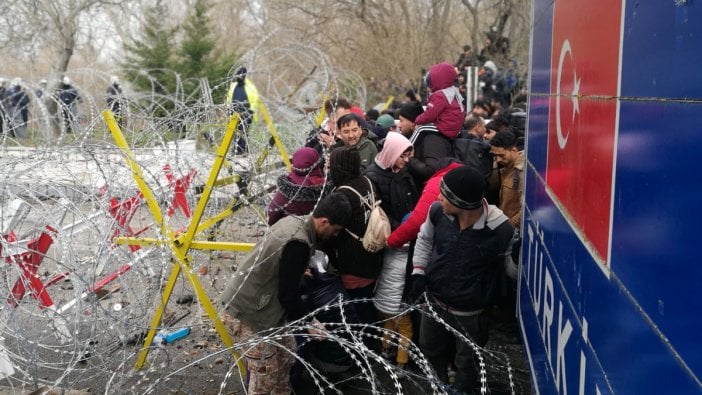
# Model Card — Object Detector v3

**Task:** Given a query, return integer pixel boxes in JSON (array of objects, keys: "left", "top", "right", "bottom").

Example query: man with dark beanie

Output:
[
  {"left": 410, "top": 166, "right": 515, "bottom": 393},
  {"left": 397, "top": 101, "right": 436, "bottom": 190},
  {"left": 328, "top": 146, "right": 384, "bottom": 327},
  {"left": 397, "top": 101, "right": 424, "bottom": 139}
]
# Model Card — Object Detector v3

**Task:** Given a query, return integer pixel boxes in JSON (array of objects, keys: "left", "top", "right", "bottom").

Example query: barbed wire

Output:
[{"left": 0, "top": 37, "right": 529, "bottom": 394}]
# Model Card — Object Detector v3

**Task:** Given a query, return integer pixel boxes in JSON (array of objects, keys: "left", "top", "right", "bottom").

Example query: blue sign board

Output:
[{"left": 520, "top": 1, "right": 702, "bottom": 393}]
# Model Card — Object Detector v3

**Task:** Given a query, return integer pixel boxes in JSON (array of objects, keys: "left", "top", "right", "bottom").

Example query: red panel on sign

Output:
[{"left": 546, "top": 0, "right": 623, "bottom": 267}]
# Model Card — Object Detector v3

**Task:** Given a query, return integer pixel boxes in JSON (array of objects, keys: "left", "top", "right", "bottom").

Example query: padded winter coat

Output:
[
  {"left": 387, "top": 162, "right": 463, "bottom": 248},
  {"left": 373, "top": 245, "right": 410, "bottom": 315}
]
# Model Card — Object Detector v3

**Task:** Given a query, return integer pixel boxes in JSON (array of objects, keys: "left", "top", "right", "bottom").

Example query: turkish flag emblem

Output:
[{"left": 546, "top": 0, "right": 624, "bottom": 268}]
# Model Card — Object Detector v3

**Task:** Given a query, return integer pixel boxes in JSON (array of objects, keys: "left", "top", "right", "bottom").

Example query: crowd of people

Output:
[
  {"left": 3, "top": 45, "right": 527, "bottom": 393},
  {"left": 0, "top": 75, "right": 125, "bottom": 137},
  {"left": 219, "top": 50, "right": 527, "bottom": 394}
]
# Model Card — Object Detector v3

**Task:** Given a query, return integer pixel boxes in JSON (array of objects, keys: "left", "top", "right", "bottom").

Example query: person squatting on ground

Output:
[
  {"left": 365, "top": 132, "right": 419, "bottom": 369},
  {"left": 267, "top": 147, "right": 327, "bottom": 226},
  {"left": 218, "top": 192, "right": 352, "bottom": 395},
  {"left": 411, "top": 166, "right": 514, "bottom": 393}
]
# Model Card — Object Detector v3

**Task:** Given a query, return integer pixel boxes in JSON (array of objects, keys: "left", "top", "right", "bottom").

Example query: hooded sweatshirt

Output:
[
  {"left": 365, "top": 133, "right": 418, "bottom": 229},
  {"left": 375, "top": 132, "right": 413, "bottom": 171},
  {"left": 414, "top": 62, "right": 465, "bottom": 139}
]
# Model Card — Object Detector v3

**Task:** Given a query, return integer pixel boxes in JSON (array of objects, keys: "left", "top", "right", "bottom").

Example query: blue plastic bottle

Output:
[{"left": 154, "top": 327, "right": 191, "bottom": 345}]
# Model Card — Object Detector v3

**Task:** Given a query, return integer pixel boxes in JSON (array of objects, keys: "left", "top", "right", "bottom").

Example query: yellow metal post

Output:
[
  {"left": 315, "top": 96, "right": 328, "bottom": 127},
  {"left": 255, "top": 102, "right": 291, "bottom": 171},
  {"left": 381, "top": 95, "right": 395, "bottom": 112},
  {"left": 102, "top": 111, "right": 247, "bottom": 377}
]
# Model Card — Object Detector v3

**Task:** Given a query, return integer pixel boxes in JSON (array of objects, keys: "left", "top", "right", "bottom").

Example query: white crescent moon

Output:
[{"left": 556, "top": 40, "right": 572, "bottom": 149}]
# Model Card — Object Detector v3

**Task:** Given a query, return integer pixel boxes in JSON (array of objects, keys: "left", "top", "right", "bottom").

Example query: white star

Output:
[{"left": 571, "top": 71, "right": 580, "bottom": 123}]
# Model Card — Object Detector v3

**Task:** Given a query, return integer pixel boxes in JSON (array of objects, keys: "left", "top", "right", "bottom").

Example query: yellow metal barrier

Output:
[
  {"left": 381, "top": 95, "right": 395, "bottom": 112},
  {"left": 102, "top": 110, "right": 249, "bottom": 378},
  {"left": 257, "top": 102, "right": 291, "bottom": 171}
]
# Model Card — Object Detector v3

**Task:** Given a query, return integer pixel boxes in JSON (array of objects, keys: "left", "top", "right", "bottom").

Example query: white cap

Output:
[
  {"left": 483, "top": 61, "right": 497, "bottom": 74},
  {"left": 110, "top": 75, "right": 119, "bottom": 84},
  {"left": 62, "top": 76, "right": 71, "bottom": 85}
]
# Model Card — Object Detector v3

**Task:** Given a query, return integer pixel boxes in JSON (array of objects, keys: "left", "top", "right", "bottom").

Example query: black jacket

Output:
[
  {"left": 332, "top": 176, "right": 384, "bottom": 279},
  {"left": 408, "top": 125, "right": 454, "bottom": 187},
  {"left": 364, "top": 164, "right": 419, "bottom": 230},
  {"left": 416, "top": 203, "right": 514, "bottom": 311}
]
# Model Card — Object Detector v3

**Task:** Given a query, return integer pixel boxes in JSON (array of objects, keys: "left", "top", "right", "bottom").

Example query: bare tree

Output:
[
  {"left": 0, "top": 0, "right": 136, "bottom": 81},
  {"left": 258, "top": 0, "right": 470, "bottom": 100},
  {"left": 0, "top": 0, "right": 532, "bottom": 107},
  {"left": 460, "top": 0, "right": 485, "bottom": 52}
]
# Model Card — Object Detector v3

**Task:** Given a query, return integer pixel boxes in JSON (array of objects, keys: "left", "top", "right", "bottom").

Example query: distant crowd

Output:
[{"left": 0, "top": 75, "right": 124, "bottom": 138}]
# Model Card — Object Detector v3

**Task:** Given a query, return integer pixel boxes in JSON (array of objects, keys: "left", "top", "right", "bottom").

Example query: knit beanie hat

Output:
[
  {"left": 376, "top": 114, "right": 396, "bottom": 129},
  {"left": 289, "top": 147, "right": 324, "bottom": 185},
  {"left": 439, "top": 166, "right": 485, "bottom": 210},
  {"left": 329, "top": 146, "right": 361, "bottom": 185},
  {"left": 398, "top": 102, "right": 424, "bottom": 123}
]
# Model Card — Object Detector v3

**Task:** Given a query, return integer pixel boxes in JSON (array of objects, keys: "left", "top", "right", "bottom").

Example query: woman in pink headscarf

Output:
[
  {"left": 364, "top": 133, "right": 419, "bottom": 229},
  {"left": 267, "top": 147, "right": 327, "bottom": 225}
]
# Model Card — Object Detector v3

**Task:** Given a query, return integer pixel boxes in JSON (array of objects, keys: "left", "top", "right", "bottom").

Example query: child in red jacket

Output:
[
  {"left": 414, "top": 62, "right": 466, "bottom": 140},
  {"left": 386, "top": 161, "right": 463, "bottom": 248}
]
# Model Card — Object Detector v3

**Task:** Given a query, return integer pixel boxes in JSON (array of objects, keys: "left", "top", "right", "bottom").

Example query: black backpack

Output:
[{"left": 452, "top": 136, "right": 493, "bottom": 179}]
